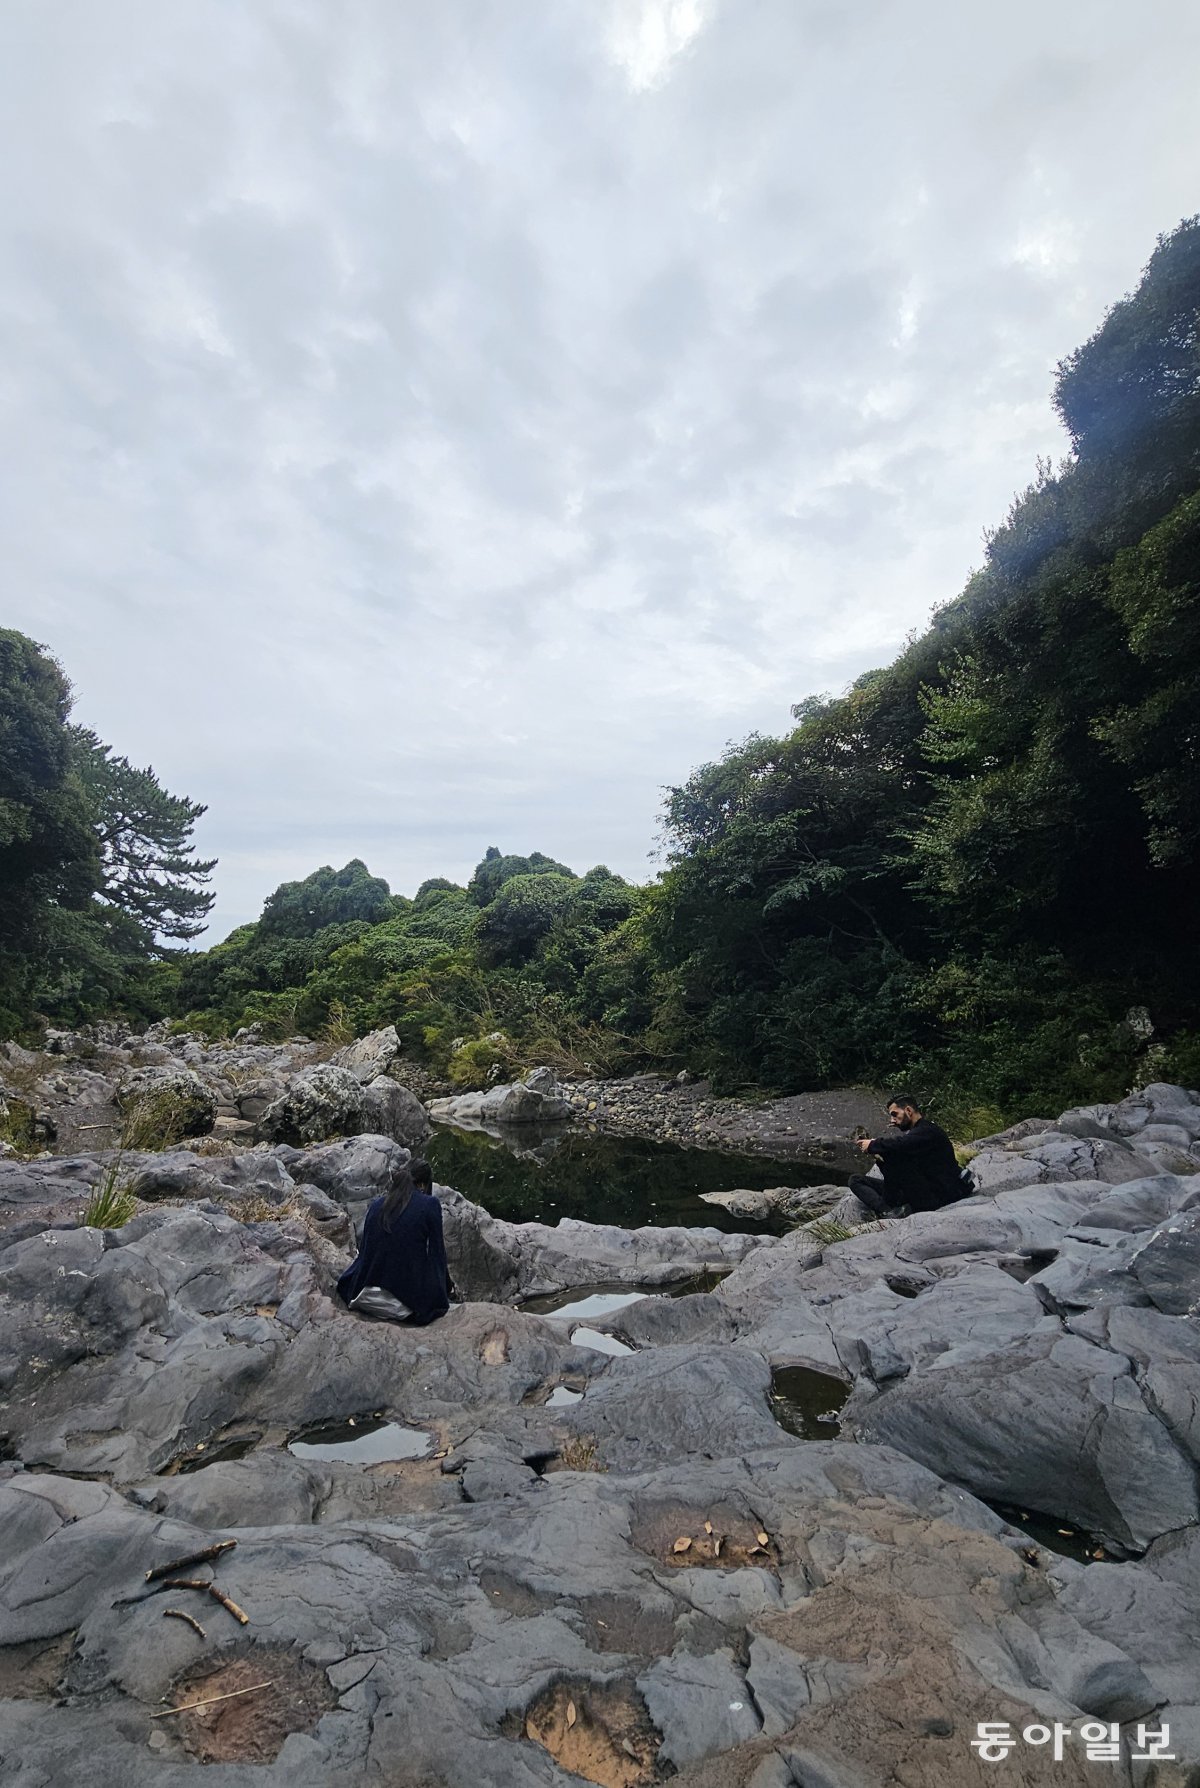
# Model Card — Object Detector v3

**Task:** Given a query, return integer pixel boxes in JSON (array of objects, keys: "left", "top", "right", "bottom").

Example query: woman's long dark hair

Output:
[{"left": 380, "top": 1165, "right": 414, "bottom": 1232}]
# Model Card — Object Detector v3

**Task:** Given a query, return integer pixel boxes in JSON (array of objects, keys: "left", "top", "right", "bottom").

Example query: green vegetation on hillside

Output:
[
  {"left": 2, "top": 219, "right": 1198, "bottom": 1122},
  {"left": 164, "top": 849, "right": 646, "bottom": 1086},
  {"left": 0, "top": 631, "right": 214, "bottom": 1033}
]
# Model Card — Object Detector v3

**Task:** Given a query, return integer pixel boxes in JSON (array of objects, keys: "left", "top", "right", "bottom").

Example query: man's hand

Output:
[{"left": 856, "top": 1137, "right": 873, "bottom": 1153}]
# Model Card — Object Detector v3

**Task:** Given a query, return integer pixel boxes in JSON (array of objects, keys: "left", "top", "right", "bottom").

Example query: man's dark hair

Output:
[
  {"left": 886, "top": 1093, "right": 920, "bottom": 1111},
  {"left": 409, "top": 1159, "right": 433, "bottom": 1194}
]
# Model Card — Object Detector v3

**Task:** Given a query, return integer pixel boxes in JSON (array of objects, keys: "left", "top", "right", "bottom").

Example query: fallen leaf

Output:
[
  {"left": 714, "top": 1535, "right": 723, "bottom": 1557},
  {"left": 756, "top": 1531, "right": 769, "bottom": 1546},
  {"left": 1093, "top": 1549, "right": 1106, "bottom": 1560},
  {"left": 566, "top": 1700, "right": 577, "bottom": 1729},
  {"left": 672, "top": 1536, "right": 692, "bottom": 1553},
  {"left": 525, "top": 1718, "right": 538, "bottom": 1741},
  {"left": 1057, "top": 1528, "right": 1073, "bottom": 1536},
  {"left": 704, "top": 1521, "right": 713, "bottom": 1535},
  {"left": 622, "top": 1739, "right": 638, "bottom": 1758}
]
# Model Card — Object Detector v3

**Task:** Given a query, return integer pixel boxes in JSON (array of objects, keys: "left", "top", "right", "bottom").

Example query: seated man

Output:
[
  {"left": 850, "top": 1094, "right": 971, "bottom": 1218},
  {"left": 336, "top": 1160, "right": 452, "bottom": 1325}
]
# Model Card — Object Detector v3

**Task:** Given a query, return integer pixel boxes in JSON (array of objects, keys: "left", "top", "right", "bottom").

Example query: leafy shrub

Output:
[
  {"left": 447, "top": 1033, "right": 520, "bottom": 1089},
  {"left": 1151, "top": 1030, "right": 1200, "bottom": 1092}
]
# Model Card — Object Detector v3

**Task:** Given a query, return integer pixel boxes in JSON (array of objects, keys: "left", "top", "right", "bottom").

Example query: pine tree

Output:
[{"left": 72, "top": 730, "right": 217, "bottom": 947}]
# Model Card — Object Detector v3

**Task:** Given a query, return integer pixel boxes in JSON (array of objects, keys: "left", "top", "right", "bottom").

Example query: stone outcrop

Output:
[
  {"left": 1, "top": 1024, "right": 439, "bottom": 1161},
  {"left": 436, "top": 1180, "right": 773, "bottom": 1304},
  {"left": 429, "top": 1066, "right": 571, "bottom": 1128},
  {"left": 113, "top": 1064, "right": 216, "bottom": 1137},
  {"left": 256, "top": 1062, "right": 430, "bottom": 1149},
  {"left": 700, "top": 1183, "right": 847, "bottom": 1221},
  {"left": 330, "top": 1024, "right": 403, "bottom": 1084}
]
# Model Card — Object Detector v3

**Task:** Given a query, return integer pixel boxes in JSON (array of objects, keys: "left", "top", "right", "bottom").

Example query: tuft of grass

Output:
[
  {"left": 935, "top": 1100, "right": 1008, "bottom": 1145},
  {"left": 226, "top": 1193, "right": 286, "bottom": 1223},
  {"left": 83, "top": 1171, "right": 138, "bottom": 1230},
  {"left": 321, "top": 1002, "right": 356, "bottom": 1049},
  {"left": 558, "top": 1434, "right": 605, "bottom": 1473},
  {"left": 802, "top": 1216, "right": 859, "bottom": 1245},
  {"left": 0, "top": 1098, "right": 40, "bottom": 1156},
  {"left": 954, "top": 1143, "right": 979, "bottom": 1168},
  {"left": 118, "top": 1089, "right": 200, "bottom": 1152}
]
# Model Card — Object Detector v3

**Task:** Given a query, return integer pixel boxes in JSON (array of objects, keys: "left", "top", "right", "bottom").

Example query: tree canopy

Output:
[{"left": 0, "top": 633, "right": 217, "bottom": 1032}]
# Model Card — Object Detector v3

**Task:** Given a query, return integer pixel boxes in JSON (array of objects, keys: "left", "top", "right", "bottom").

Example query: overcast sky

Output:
[{"left": 3, "top": 1, "right": 1197, "bottom": 940}]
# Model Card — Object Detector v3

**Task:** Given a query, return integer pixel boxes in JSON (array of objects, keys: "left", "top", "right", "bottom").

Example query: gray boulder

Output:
[
  {"left": 847, "top": 1327, "right": 1200, "bottom": 1552},
  {"left": 969, "top": 1132, "right": 1165, "bottom": 1194},
  {"left": 429, "top": 1068, "right": 570, "bottom": 1128},
  {"left": 0, "top": 1444, "right": 1178, "bottom": 1788},
  {"left": 361, "top": 1074, "right": 431, "bottom": 1148},
  {"left": 332, "top": 1025, "right": 403, "bottom": 1085},
  {"left": 256, "top": 1062, "right": 369, "bottom": 1144},
  {"left": 436, "top": 1185, "right": 776, "bottom": 1304},
  {"left": 700, "top": 1184, "right": 846, "bottom": 1221},
  {"left": 285, "top": 1133, "right": 412, "bottom": 1231},
  {"left": 257, "top": 1063, "right": 429, "bottom": 1149},
  {"left": 113, "top": 1064, "right": 215, "bottom": 1137},
  {"left": 121, "top": 1147, "right": 298, "bottom": 1207}
]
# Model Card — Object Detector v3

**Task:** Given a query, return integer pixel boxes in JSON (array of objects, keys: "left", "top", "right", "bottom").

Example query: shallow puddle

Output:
[
  {"left": 546, "top": 1385, "right": 584, "bottom": 1407},
  {"left": 173, "top": 1432, "right": 261, "bottom": 1474},
  {"left": 523, "top": 1275, "right": 731, "bottom": 1322},
  {"left": 288, "top": 1417, "right": 431, "bottom": 1465},
  {"left": 528, "top": 1287, "right": 651, "bottom": 1322},
  {"left": 769, "top": 1366, "right": 849, "bottom": 1438},
  {"left": 571, "top": 1327, "right": 635, "bottom": 1357},
  {"left": 991, "top": 1503, "right": 1110, "bottom": 1565}
]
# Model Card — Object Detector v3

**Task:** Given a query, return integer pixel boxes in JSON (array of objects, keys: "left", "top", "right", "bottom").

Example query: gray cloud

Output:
[{"left": 1, "top": 0, "right": 1197, "bottom": 937}]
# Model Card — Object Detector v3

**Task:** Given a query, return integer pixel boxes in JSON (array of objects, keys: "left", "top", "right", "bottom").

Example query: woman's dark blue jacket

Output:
[{"left": 336, "top": 1190, "right": 451, "bottom": 1326}]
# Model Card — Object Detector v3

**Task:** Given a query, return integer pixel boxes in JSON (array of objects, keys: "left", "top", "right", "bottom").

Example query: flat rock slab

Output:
[{"left": 0, "top": 1446, "right": 1164, "bottom": 1787}]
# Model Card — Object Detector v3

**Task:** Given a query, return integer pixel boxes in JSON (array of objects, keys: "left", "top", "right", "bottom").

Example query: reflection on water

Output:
[
  {"left": 571, "top": 1326, "right": 635, "bottom": 1357},
  {"left": 288, "top": 1417, "right": 431, "bottom": 1465},
  {"left": 427, "top": 1122, "right": 843, "bottom": 1234},
  {"left": 546, "top": 1385, "right": 584, "bottom": 1406},
  {"left": 523, "top": 1272, "right": 731, "bottom": 1320},
  {"left": 172, "top": 1432, "right": 261, "bottom": 1474},
  {"left": 769, "top": 1366, "right": 850, "bottom": 1438},
  {"left": 526, "top": 1287, "right": 651, "bottom": 1322}
]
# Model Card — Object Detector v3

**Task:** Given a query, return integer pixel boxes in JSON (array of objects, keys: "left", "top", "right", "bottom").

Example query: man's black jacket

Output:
[{"left": 867, "top": 1117, "right": 966, "bottom": 1211}]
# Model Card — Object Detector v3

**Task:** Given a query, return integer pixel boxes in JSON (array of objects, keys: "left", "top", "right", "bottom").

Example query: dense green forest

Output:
[{"left": 3, "top": 220, "right": 1198, "bottom": 1125}]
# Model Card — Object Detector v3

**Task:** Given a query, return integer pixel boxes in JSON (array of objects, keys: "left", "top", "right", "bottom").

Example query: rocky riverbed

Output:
[
  {"left": 560, "top": 1076, "right": 882, "bottom": 1172},
  {"left": 1, "top": 1019, "right": 1200, "bottom": 1782},
  {"left": 5, "top": 1021, "right": 883, "bottom": 1172}
]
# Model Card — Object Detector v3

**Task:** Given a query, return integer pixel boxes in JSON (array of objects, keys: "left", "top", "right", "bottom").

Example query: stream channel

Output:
[{"left": 425, "top": 1120, "right": 845, "bottom": 1233}]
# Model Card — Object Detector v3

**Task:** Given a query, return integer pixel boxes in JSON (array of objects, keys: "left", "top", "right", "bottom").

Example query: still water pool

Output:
[
  {"left": 288, "top": 1418, "right": 431, "bottom": 1465},
  {"left": 426, "top": 1123, "right": 843, "bottom": 1233},
  {"left": 769, "top": 1366, "right": 850, "bottom": 1438}
]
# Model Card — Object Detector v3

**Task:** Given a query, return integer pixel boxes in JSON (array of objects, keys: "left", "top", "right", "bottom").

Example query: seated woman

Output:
[{"left": 336, "top": 1160, "right": 451, "bottom": 1326}]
